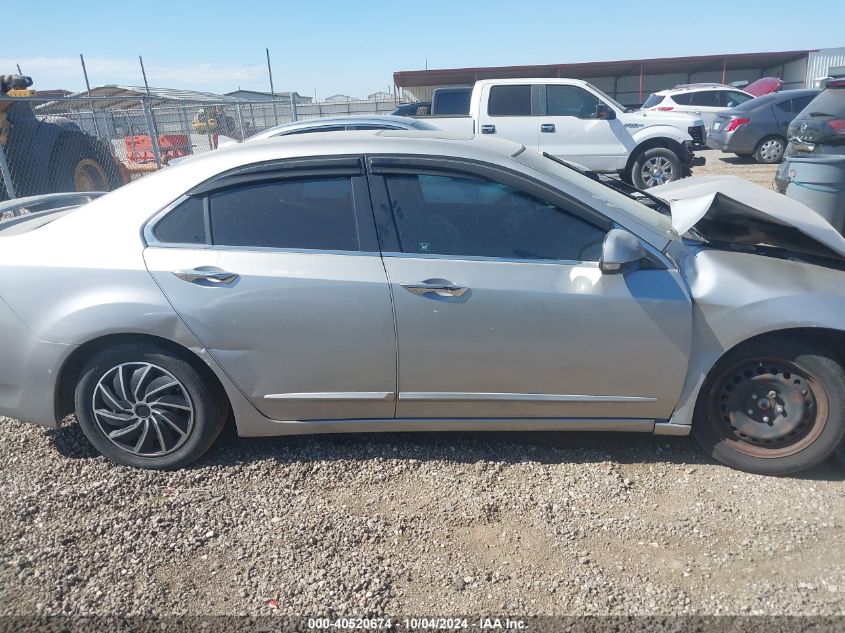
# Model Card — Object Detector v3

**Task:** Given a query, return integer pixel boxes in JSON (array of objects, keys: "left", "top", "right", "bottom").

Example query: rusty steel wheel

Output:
[
  {"left": 707, "top": 358, "right": 828, "bottom": 458},
  {"left": 694, "top": 339, "right": 845, "bottom": 475},
  {"left": 73, "top": 159, "right": 110, "bottom": 191}
]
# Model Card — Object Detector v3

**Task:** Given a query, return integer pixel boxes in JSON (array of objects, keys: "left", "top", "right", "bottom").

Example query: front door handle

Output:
[
  {"left": 541, "top": 123, "right": 556, "bottom": 133},
  {"left": 172, "top": 267, "right": 239, "bottom": 285},
  {"left": 480, "top": 124, "right": 496, "bottom": 134},
  {"left": 401, "top": 280, "right": 469, "bottom": 298}
]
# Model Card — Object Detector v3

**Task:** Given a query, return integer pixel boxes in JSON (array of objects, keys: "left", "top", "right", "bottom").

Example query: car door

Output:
[
  {"left": 476, "top": 83, "right": 540, "bottom": 149},
  {"left": 537, "top": 84, "right": 630, "bottom": 172},
  {"left": 685, "top": 90, "right": 722, "bottom": 128},
  {"left": 143, "top": 158, "right": 397, "bottom": 421},
  {"left": 367, "top": 156, "right": 691, "bottom": 421}
]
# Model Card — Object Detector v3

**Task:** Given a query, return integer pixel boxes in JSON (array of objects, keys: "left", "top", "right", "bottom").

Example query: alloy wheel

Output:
[
  {"left": 708, "top": 357, "right": 828, "bottom": 458},
  {"left": 92, "top": 362, "right": 195, "bottom": 457},
  {"left": 640, "top": 156, "right": 674, "bottom": 187}
]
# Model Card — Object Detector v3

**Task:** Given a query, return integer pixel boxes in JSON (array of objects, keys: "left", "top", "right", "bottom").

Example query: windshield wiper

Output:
[{"left": 808, "top": 112, "right": 836, "bottom": 117}]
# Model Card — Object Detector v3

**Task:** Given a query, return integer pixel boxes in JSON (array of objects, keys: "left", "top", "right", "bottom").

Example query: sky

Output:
[{"left": 4, "top": 0, "right": 844, "bottom": 99}]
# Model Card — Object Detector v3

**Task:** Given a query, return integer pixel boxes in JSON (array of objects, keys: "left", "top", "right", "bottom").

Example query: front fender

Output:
[
  {"left": 669, "top": 247, "right": 845, "bottom": 426},
  {"left": 630, "top": 124, "right": 693, "bottom": 145}
]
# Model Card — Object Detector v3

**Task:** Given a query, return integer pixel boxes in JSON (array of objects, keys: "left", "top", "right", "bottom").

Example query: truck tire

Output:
[
  {"left": 50, "top": 132, "right": 123, "bottom": 194},
  {"left": 630, "top": 147, "right": 683, "bottom": 189}
]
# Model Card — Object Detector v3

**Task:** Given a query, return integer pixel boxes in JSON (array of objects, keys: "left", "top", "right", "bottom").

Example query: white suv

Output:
[{"left": 642, "top": 84, "right": 754, "bottom": 129}]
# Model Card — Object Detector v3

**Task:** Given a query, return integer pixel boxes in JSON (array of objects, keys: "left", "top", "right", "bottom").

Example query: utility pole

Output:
[{"left": 266, "top": 47, "right": 278, "bottom": 124}]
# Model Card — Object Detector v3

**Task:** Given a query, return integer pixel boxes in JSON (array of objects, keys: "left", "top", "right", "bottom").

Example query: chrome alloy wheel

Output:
[
  {"left": 759, "top": 138, "right": 785, "bottom": 163},
  {"left": 640, "top": 156, "right": 674, "bottom": 187},
  {"left": 92, "top": 362, "right": 194, "bottom": 457}
]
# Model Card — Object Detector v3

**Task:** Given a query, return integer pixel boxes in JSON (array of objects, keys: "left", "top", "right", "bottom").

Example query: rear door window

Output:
[
  {"left": 488, "top": 85, "right": 532, "bottom": 116},
  {"left": 688, "top": 91, "right": 720, "bottom": 107},
  {"left": 208, "top": 177, "right": 359, "bottom": 251}
]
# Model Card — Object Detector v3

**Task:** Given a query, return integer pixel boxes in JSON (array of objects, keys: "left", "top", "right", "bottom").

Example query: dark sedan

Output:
[{"left": 706, "top": 89, "right": 819, "bottom": 164}]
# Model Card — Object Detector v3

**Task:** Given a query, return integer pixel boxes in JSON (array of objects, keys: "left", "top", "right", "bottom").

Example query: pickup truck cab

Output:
[{"left": 425, "top": 78, "right": 705, "bottom": 189}]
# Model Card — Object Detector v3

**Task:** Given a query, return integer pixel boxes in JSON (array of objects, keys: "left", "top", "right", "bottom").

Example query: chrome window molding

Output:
[{"left": 381, "top": 251, "right": 600, "bottom": 267}]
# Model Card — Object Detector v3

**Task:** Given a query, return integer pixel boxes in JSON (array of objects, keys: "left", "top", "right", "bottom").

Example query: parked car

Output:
[
  {"left": 244, "top": 115, "right": 437, "bottom": 142},
  {"left": 431, "top": 86, "right": 472, "bottom": 115},
  {"left": 2, "top": 131, "right": 845, "bottom": 474},
  {"left": 418, "top": 78, "right": 706, "bottom": 189},
  {"left": 642, "top": 84, "right": 755, "bottom": 128},
  {"left": 743, "top": 77, "right": 784, "bottom": 97},
  {"left": 706, "top": 89, "right": 819, "bottom": 164},
  {"left": 391, "top": 102, "right": 431, "bottom": 117},
  {"left": 775, "top": 79, "right": 845, "bottom": 193}
]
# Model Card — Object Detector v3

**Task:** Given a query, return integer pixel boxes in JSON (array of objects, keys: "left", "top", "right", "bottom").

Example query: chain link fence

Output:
[{"left": 0, "top": 95, "right": 399, "bottom": 201}]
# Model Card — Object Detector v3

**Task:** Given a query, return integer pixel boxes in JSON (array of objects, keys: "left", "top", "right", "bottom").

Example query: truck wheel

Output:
[
  {"left": 693, "top": 338, "right": 845, "bottom": 475},
  {"left": 50, "top": 132, "right": 123, "bottom": 193},
  {"left": 631, "top": 148, "right": 682, "bottom": 189},
  {"left": 753, "top": 136, "right": 786, "bottom": 164}
]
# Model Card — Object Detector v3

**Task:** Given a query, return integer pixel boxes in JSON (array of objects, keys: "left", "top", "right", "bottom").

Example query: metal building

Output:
[{"left": 394, "top": 48, "right": 845, "bottom": 107}]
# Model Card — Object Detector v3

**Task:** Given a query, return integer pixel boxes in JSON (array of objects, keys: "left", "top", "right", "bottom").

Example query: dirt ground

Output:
[{"left": 694, "top": 148, "right": 780, "bottom": 188}]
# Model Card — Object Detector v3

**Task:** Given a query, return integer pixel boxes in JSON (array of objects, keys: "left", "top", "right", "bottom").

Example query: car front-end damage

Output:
[{"left": 648, "top": 175, "right": 845, "bottom": 430}]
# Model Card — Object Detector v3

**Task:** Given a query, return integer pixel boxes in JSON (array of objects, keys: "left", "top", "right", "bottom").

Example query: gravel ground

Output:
[
  {"left": 1, "top": 151, "right": 843, "bottom": 622},
  {"left": 694, "top": 148, "right": 780, "bottom": 189}
]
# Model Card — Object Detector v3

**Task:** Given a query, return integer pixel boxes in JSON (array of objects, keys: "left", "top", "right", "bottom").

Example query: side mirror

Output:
[
  {"left": 596, "top": 104, "right": 616, "bottom": 120},
  {"left": 600, "top": 228, "right": 647, "bottom": 275}
]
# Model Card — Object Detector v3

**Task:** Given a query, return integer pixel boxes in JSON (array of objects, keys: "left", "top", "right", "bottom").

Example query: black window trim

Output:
[
  {"left": 143, "top": 156, "right": 379, "bottom": 254},
  {"left": 366, "top": 154, "right": 612, "bottom": 264}
]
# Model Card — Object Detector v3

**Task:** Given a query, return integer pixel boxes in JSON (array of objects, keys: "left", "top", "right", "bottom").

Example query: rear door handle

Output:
[
  {"left": 401, "top": 280, "right": 469, "bottom": 298},
  {"left": 172, "top": 267, "right": 239, "bottom": 285},
  {"left": 480, "top": 124, "right": 496, "bottom": 134},
  {"left": 540, "top": 123, "right": 556, "bottom": 133}
]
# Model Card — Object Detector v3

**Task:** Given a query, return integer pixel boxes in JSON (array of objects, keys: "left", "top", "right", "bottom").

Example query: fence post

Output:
[
  {"left": 236, "top": 104, "right": 246, "bottom": 139},
  {"left": 289, "top": 94, "right": 298, "bottom": 122},
  {"left": 141, "top": 98, "right": 162, "bottom": 168},
  {"left": 0, "top": 144, "right": 17, "bottom": 199}
]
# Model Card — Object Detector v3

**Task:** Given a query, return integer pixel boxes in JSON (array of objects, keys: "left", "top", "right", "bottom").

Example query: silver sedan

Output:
[{"left": 2, "top": 131, "right": 845, "bottom": 474}]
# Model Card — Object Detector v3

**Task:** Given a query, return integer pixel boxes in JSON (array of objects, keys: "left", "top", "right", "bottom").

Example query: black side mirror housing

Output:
[
  {"left": 596, "top": 104, "right": 616, "bottom": 120},
  {"left": 600, "top": 228, "right": 647, "bottom": 275}
]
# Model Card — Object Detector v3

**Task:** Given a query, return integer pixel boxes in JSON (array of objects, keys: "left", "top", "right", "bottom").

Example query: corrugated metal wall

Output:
[
  {"left": 806, "top": 47, "right": 845, "bottom": 87},
  {"left": 398, "top": 50, "right": 845, "bottom": 107}
]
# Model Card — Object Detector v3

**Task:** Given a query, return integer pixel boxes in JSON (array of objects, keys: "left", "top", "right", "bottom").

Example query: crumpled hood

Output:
[{"left": 649, "top": 175, "right": 845, "bottom": 260}]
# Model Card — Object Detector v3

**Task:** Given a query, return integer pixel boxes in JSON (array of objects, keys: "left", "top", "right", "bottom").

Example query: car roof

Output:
[
  {"left": 249, "top": 114, "right": 423, "bottom": 140},
  {"left": 654, "top": 84, "right": 751, "bottom": 96},
  {"left": 474, "top": 77, "right": 590, "bottom": 87}
]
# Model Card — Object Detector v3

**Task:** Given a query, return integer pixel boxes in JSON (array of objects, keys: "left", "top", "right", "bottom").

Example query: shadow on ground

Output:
[{"left": 44, "top": 417, "right": 845, "bottom": 481}]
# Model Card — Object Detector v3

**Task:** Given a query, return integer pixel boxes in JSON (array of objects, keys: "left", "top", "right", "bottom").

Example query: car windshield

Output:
[
  {"left": 513, "top": 151, "right": 673, "bottom": 237},
  {"left": 585, "top": 83, "right": 628, "bottom": 112}
]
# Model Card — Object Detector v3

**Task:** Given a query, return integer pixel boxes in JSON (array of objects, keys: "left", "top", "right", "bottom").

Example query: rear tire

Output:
[
  {"left": 753, "top": 136, "right": 786, "bottom": 164},
  {"left": 693, "top": 338, "right": 845, "bottom": 475},
  {"left": 74, "top": 343, "right": 228, "bottom": 469},
  {"left": 630, "top": 147, "right": 683, "bottom": 189},
  {"left": 50, "top": 132, "right": 123, "bottom": 193}
]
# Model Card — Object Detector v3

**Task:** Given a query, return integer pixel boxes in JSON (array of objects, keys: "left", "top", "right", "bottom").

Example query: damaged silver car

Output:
[{"left": 2, "top": 130, "right": 844, "bottom": 474}]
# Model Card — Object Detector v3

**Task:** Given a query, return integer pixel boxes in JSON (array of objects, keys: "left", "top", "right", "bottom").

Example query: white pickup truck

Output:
[{"left": 424, "top": 78, "right": 706, "bottom": 189}]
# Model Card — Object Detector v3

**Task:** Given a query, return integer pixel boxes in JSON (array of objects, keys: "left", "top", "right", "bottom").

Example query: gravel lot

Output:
[{"left": 1, "top": 150, "right": 843, "bottom": 623}]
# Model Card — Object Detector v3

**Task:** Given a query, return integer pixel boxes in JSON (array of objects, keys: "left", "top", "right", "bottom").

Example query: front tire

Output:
[
  {"left": 74, "top": 343, "right": 228, "bottom": 469},
  {"left": 630, "top": 147, "right": 683, "bottom": 189},
  {"left": 693, "top": 338, "right": 845, "bottom": 475},
  {"left": 50, "top": 132, "right": 123, "bottom": 193}
]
